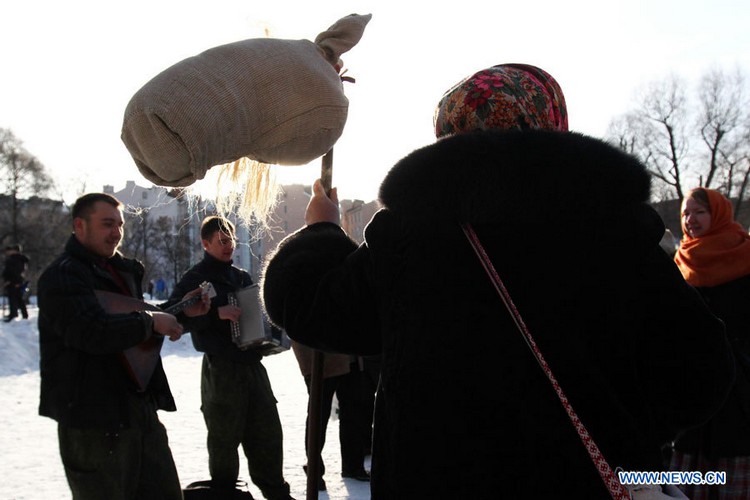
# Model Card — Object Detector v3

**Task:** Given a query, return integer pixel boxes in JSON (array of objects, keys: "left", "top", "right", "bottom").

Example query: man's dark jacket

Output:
[
  {"left": 3, "top": 252, "right": 29, "bottom": 285},
  {"left": 38, "top": 235, "right": 175, "bottom": 429},
  {"left": 170, "top": 252, "right": 259, "bottom": 364}
]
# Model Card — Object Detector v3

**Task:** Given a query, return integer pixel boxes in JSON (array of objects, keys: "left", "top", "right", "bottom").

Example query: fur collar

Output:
[{"left": 378, "top": 130, "right": 651, "bottom": 230}]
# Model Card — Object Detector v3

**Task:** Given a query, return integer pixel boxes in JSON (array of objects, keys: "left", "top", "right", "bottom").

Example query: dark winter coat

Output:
[
  {"left": 263, "top": 130, "right": 736, "bottom": 498},
  {"left": 38, "top": 235, "right": 175, "bottom": 429},
  {"left": 170, "top": 253, "right": 260, "bottom": 364},
  {"left": 675, "top": 273, "right": 750, "bottom": 458},
  {"left": 3, "top": 252, "right": 29, "bottom": 285}
]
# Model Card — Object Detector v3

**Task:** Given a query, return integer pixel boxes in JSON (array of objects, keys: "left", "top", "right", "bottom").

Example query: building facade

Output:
[{"left": 108, "top": 180, "right": 381, "bottom": 287}]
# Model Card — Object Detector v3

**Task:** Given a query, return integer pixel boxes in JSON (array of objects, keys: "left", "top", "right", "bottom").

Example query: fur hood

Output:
[{"left": 378, "top": 130, "right": 654, "bottom": 237}]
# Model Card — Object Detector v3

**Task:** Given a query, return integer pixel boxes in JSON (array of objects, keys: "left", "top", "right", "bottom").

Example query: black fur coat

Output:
[{"left": 263, "top": 130, "right": 734, "bottom": 498}]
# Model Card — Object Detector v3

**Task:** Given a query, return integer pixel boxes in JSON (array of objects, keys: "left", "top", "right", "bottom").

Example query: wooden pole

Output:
[
  {"left": 320, "top": 148, "right": 333, "bottom": 197},
  {"left": 305, "top": 148, "right": 333, "bottom": 499}
]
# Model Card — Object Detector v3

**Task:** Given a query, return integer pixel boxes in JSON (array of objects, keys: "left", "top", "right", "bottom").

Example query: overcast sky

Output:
[{"left": 2, "top": 0, "right": 749, "bottom": 204}]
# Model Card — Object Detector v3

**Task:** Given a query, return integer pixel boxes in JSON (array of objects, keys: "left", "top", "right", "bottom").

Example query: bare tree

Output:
[
  {"left": 607, "top": 111, "right": 642, "bottom": 157},
  {"left": 119, "top": 209, "right": 160, "bottom": 280},
  {"left": 607, "top": 68, "right": 750, "bottom": 213},
  {"left": 696, "top": 67, "right": 750, "bottom": 212},
  {"left": 0, "top": 128, "right": 55, "bottom": 245},
  {"left": 16, "top": 197, "right": 71, "bottom": 294},
  {"left": 152, "top": 216, "right": 193, "bottom": 287},
  {"left": 608, "top": 75, "right": 691, "bottom": 202}
]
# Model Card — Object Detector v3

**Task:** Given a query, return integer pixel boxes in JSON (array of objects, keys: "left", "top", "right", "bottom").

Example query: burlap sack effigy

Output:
[{"left": 121, "top": 13, "right": 371, "bottom": 187}]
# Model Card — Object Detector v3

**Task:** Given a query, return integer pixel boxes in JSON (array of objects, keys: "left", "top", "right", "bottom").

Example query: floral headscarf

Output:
[
  {"left": 434, "top": 63, "right": 568, "bottom": 138},
  {"left": 674, "top": 188, "right": 750, "bottom": 287}
]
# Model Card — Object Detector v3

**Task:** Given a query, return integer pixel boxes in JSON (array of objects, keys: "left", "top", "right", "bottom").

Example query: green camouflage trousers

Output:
[
  {"left": 201, "top": 354, "right": 291, "bottom": 500},
  {"left": 58, "top": 392, "right": 182, "bottom": 500}
]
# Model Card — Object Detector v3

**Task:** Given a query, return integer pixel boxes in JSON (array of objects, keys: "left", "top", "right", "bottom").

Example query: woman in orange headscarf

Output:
[{"left": 672, "top": 187, "right": 750, "bottom": 499}]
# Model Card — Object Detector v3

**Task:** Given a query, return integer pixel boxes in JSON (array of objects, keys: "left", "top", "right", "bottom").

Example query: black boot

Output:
[{"left": 342, "top": 469, "right": 370, "bottom": 482}]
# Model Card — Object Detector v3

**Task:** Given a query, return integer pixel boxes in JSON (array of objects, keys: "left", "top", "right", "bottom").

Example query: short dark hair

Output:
[
  {"left": 72, "top": 193, "right": 122, "bottom": 220},
  {"left": 200, "top": 216, "right": 235, "bottom": 241},
  {"left": 5, "top": 244, "right": 21, "bottom": 252}
]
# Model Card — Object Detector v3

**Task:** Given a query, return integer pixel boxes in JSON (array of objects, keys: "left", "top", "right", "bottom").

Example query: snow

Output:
[{"left": 0, "top": 304, "right": 371, "bottom": 500}]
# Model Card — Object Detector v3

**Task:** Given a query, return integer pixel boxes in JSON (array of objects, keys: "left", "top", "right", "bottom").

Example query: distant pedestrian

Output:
[
  {"left": 291, "top": 341, "right": 370, "bottom": 491},
  {"left": 155, "top": 277, "right": 166, "bottom": 299},
  {"left": 3, "top": 244, "right": 30, "bottom": 322}
]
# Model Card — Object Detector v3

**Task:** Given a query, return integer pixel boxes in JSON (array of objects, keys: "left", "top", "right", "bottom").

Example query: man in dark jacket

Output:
[
  {"left": 37, "top": 192, "right": 209, "bottom": 500},
  {"left": 170, "top": 216, "right": 293, "bottom": 500},
  {"left": 3, "top": 243, "right": 30, "bottom": 321}
]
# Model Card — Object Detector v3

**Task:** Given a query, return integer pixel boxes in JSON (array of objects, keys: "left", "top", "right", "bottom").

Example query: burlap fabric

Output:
[{"left": 121, "top": 13, "right": 371, "bottom": 187}]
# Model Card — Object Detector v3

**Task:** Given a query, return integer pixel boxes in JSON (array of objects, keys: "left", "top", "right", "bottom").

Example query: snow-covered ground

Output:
[{"left": 0, "top": 303, "right": 370, "bottom": 500}]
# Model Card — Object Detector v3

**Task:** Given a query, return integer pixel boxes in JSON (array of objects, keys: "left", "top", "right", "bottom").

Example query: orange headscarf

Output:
[{"left": 674, "top": 188, "right": 750, "bottom": 287}]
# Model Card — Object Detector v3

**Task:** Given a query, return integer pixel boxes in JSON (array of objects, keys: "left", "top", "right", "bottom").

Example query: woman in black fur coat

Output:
[{"left": 262, "top": 65, "right": 734, "bottom": 498}]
